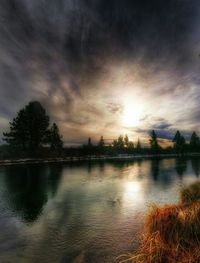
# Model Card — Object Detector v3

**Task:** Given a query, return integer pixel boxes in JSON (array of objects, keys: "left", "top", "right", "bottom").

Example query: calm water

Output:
[{"left": 0, "top": 158, "right": 199, "bottom": 263}]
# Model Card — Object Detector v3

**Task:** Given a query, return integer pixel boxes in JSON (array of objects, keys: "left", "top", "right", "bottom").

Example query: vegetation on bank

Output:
[
  {"left": 1, "top": 101, "right": 200, "bottom": 159},
  {"left": 118, "top": 182, "right": 200, "bottom": 263}
]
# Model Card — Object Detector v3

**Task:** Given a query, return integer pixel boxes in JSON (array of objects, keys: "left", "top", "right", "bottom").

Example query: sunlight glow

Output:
[
  {"left": 122, "top": 97, "right": 142, "bottom": 127},
  {"left": 122, "top": 181, "right": 144, "bottom": 212},
  {"left": 125, "top": 181, "right": 141, "bottom": 197}
]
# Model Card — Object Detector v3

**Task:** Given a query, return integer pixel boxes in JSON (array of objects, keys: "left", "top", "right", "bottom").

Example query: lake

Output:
[{"left": 0, "top": 158, "right": 199, "bottom": 263}]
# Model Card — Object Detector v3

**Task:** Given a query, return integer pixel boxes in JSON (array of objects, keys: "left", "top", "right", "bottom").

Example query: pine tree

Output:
[
  {"left": 136, "top": 138, "right": 141, "bottom": 153},
  {"left": 124, "top": 135, "right": 129, "bottom": 147},
  {"left": 49, "top": 123, "right": 63, "bottom": 150},
  {"left": 117, "top": 135, "right": 124, "bottom": 149},
  {"left": 3, "top": 101, "right": 50, "bottom": 151},
  {"left": 190, "top": 132, "right": 200, "bottom": 152},
  {"left": 173, "top": 131, "right": 186, "bottom": 154},
  {"left": 98, "top": 136, "right": 105, "bottom": 147},
  {"left": 88, "top": 137, "right": 92, "bottom": 147},
  {"left": 150, "top": 130, "right": 159, "bottom": 153}
]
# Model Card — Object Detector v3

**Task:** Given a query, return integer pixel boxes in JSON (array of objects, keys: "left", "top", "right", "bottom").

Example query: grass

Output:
[
  {"left": 117, "top": 181, "right": 200, "bottom": 263},
  {"left": 180, "top": 182, "right": 200, "bottom": 204}
]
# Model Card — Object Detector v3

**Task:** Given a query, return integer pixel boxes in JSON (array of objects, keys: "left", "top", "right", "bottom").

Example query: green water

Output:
[{"left": 0, "top": 158, "right": 199, "bottom": 263}]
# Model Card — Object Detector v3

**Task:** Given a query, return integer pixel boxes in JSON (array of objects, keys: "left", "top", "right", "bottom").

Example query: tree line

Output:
[
  {"left": 1, "top": 101, "right": 200, "bottom": 158},
  {"left": 82, "top": 130, "right": 200, "bottom": 156}
]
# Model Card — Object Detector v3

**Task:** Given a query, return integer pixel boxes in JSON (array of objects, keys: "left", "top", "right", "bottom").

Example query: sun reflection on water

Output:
[{"left": 123, "top": 181, "right": 144, "bottom": 210}]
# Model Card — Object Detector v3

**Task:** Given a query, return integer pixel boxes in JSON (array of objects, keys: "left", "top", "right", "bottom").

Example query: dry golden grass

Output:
[
  {"left": 180, "top": 181, "right": 200, "bottom": 204},
  {"left": 117, "top": 182, "right": 200, "bottom": 263}
]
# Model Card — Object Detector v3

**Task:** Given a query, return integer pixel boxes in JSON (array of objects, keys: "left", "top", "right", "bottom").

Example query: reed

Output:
[{"left": 117, "top": 182, "right": 200, "bottom": 263}]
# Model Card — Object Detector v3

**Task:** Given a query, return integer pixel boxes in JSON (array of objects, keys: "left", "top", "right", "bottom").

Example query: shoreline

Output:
[{"left": 0, "top": 153, "right": 200, "bottom": 166}]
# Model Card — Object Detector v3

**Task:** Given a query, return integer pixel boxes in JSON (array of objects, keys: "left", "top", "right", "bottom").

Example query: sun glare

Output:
[
  {"left": 122, "top": 98, "right": 142, "bottom": 127},
  {"left": 123, "top": 181, "right": 144, "bottom": 208},
  {"left": 125, "top": 181, "right": 141, "bottom": 196}
]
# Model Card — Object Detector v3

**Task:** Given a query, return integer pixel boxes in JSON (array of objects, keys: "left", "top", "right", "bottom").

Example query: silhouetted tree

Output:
[
  {"left": 150, "top": 130, "right": 159, "bottom": 153},
  {"left": 49, "top": 123, "right": 63, "bottom": 150},
  {"left": 112, "top": 135, "right": 125, "bottom": 153},
  {"left": 117, "top": 135, "right": 124, "bottom": 149},
  {"left": 98, "top": 136, "right": 105, "bottom": 154},
  {"left": 3, "top": 108, "right": 28, "bottom": 150},
  {"left": 3, "top": 101, "right": 50, "bottom": 152},
  {"left": 173, "top": 131, "right": 186, "bottom": 154},
  {"left": 128, "top": 141, "right": 134, "bottom": 151},
  {"left": 190, "top": 132, "right": 200, "bottom": 152},
  {"left": 136, "top": 138, "right": 141, "bottom": 153},
  {"left": 98, "top": 136, "right": 105, "bottom": 147},
  {"left": 124, "top": 135, "right": 129, "bottom": 147},
  {"left": 88, "top": 137, "right": 92, "bottom": 147}
]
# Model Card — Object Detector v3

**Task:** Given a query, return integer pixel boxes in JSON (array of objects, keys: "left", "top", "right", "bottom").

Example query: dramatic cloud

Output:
[{"left": 0, "top": 0, "right": 200, "bottom": 144}]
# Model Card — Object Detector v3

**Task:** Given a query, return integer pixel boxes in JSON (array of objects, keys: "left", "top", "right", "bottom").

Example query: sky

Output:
[{"left": 0, "top": 0, "right": 200, "bottom": 146}]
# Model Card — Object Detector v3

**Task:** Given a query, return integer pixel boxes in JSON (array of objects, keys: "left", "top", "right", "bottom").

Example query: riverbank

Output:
[
  {"left": 118, "top": 182, "right": 200, "bottom": 263},
  {"left": 1, "top": 153, "right": 200, "bottom": 166},
  {"left": 0, "top": 153, "right": 189, "bottom": 166}
]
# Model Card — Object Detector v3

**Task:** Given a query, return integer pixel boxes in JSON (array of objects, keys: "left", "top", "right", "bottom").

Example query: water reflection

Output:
[
  {"left": 151, "top": 159, "right": 160, "bottom": 181},
  {"left": 191, "top": 158, "right": 200, "bottom": 177},
  {"left": 175, "top": 158, "right": 187, "bottom": 178},
  {"left": 0, "top": 158, "right": 199, "bottom": 263},
  {"left": 3, "top": 164, "right": 62, "bottom": 222}
]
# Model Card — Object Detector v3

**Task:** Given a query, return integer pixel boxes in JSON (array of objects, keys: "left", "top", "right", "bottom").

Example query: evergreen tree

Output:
[
  {"left": 150, "top": 130, "right": 159, "bottom": 153},
  {"left": 173, "top": 130, "right": 181, "bottom": 147},
  {"left": 88, "top": 137, "right": 92, "bottom": 147},
  {"left": 190, "top": 132, "right": 200, "bottom": 152},
  {"left": 173, "top": 131, "right": 186, "bottom": 154},
  {"left": 98, "top": 136, "right": 105, "bottom": 147},
  {"left": 3, "top": 108, "right": 28, "bottom": 150},
  {"left": 112, "top": 139, "right": 118, "bottom": 148},
  {"left": 136, "top": 138, "right": 141, "bottom": 153},
  {"left": 127, "top": 141, "right": 134, "bottom": 154},
  {"left": 117, "top": 135, "right": 124, "bottom": 149},
  {"left": 124, "top": 135, "right": 129, "bottom": 147},
  {"left": 49, "top": 123, "right": 63, "bottom": 150},
  {"left": 3, "top": 101, "right": 50, "bottom": 151},
  {"left": 112, "top": 135, "right": 124, "bottom": 153},
  {"left": 128, "top": 141, "right": 134, "bottom": 149}
]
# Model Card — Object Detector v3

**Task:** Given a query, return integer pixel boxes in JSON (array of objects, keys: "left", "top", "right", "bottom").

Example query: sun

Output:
[{"left": 122, "top": 98, "right": 142, "bottom": 127}]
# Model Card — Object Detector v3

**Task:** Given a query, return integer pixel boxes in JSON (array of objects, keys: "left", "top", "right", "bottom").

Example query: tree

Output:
[
  {"left": 136, "top": 138, "right": 141, "bottom": 153},
  {"left": 124, "top": 135, "right": 129, "bottom": 147},
  {"left": 190, "top": 132, "right": 200, "bottom": 152},
  {"left": 3, "top": 101, "right": 63, "bottom": 154},
  {"left": 98, "top": 136, "right": 105, "bottom": 147},
  {"left": 3, "top": 108, "right": 29, "bottom": 150},
  {"left": 173, "top": 130, "right": 181, "bottom": 147},
  {"left": 49, "top": 123, "right": 63, "bottom": 150},
  {"left": 128, "top": 141, "right": 134, "bottom": 150},
  {"left": 150, "top": 130, "right": 159, "bottom": 153},
  {"left": 173, "top": 131, "right": 186, "bottom": 154},
  {"left": 112, "top": 135, "right": 125, "bottom": 153},
  {"left": 3, "top": 101, "right": 50, "bottom": 151},
  {"left": 88, "top": 137, "right": 92, "bottom": 147},
  {"left": 117, "top": 135, "right": 124, "bottom": 149}
]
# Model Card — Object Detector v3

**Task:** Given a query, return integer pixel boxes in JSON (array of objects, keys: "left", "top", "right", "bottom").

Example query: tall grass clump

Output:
[
  {"left": 180, "top": 181, "right": 200, "bottom": 204},
  {"left": 117, "top": 181, "right": 200, "bottom": 263}
]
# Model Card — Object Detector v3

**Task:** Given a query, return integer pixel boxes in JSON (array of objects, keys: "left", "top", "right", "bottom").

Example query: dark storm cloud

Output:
[
  {"left": 154, "top": 122, "right": 172, "bottom": 130},
  {"left": 0, "top": 0, "right": 200, "bottom": 142},
  {"left": 0, "top": 0, "right": 198, "bottom": 76}
]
